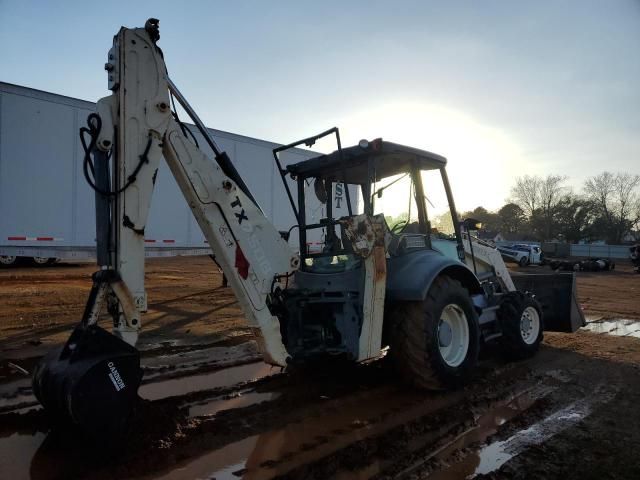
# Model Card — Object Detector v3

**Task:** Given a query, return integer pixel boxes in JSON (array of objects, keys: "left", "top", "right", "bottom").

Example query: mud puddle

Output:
[
  {"left": 138, "top": 386, "right": 436, "bottom": 480},
  {"left": 581, "top": 318, "right": 640, "bottom": 338},
  {"left": 338, "top": 387, "right": 546, "bottom": 480},
  {"left": 139, "top": 361, "right": 275, "bottom": 401},
  {"left": 428, "top": 388, "right": 615, "bottom": 479},
  {"left": 424, "top": 391, "right": 541, "bottom": 480},
  {"left": 0, "top": 378, "right": 34, "bottom": 412},
  {"left": 0, "top": 431, "right": 47, "bottom": 480},
  {"left": 142, "top": 342, "right": 260, "bottom": 379},
  {"left": 188, "top": 390, "right": 280, "bottom": 417},
  {"left": 0, "top": 343, "right": 265, "bottom": 414}
]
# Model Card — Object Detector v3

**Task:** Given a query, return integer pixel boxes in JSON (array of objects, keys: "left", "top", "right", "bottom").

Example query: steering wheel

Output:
[{"left": 391, "top": 220, "right": 408, "bottom": 234}]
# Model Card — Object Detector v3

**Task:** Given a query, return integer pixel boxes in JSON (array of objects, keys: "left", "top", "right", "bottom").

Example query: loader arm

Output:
[
  {"left": 460, "top": 234, "right": 516, "bottom": 292},
  {"left": 459, "top": 233, "right": 584, "bottom": 332}
]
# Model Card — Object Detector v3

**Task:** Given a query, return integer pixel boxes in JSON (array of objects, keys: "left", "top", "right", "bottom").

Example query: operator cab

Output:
[
  {"left": 272, "top": 135, "right": 466, "bottom": 362},
  {"left": 284, "top": 138, "right": 465, "bottom": 268}
]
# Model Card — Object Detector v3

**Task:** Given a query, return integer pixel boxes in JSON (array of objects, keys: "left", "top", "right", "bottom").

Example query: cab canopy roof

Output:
[{"left": 285, "top": 139, "right": 447, "bottom": 184}]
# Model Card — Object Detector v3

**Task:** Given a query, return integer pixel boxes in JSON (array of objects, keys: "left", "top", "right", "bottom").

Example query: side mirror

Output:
[
  {"left": 279, "top": 230, "right": 290, "bottom": 241},
  {"left": 462, "top": 218, "right": 482, "bottom": 231}
]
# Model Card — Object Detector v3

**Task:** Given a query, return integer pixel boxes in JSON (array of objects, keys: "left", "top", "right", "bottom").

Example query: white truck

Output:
[
  {"left": 0, "top": 82, "right": 348, "bottom": 266},
  {"left": 497, "top": 243, "right": 543, "bottom": 267}
]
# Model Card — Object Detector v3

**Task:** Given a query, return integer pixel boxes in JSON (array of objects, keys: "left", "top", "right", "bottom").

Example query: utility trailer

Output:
[{"left": 0, "top": 82, "right": 353, "bottom": 265}]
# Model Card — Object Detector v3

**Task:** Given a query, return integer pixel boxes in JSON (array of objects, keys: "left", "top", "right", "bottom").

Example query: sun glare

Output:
[{"left": 333, "top": 101, "right": 524, "bottom": 214}]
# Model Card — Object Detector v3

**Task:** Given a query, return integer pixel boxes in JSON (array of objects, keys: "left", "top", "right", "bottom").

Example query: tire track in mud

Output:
[
  {"left": 116, "top": 360, "right": 538, "bottom": 479},
  {"left": 0, "top": 350, "right": 520, "bottom": 479},
  {"left": 0, "top": 343, "right": 627, "bottom": 480}
]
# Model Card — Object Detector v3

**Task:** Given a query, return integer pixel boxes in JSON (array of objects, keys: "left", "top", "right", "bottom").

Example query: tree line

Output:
[{"left": 459, "top": 172, "right": 640, "bottom": 244}]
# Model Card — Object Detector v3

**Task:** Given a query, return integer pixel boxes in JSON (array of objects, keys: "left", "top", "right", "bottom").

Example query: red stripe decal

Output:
[
  {"left": 8, "top": 236, "right": 26, "bottom": 241},
  {"left": 145, "top": 239, "right": 156, "bottom": 243},
  {"left": 36, "top": 237, "right": 54, "bottom": 241},
  {"left": 235, "top": 245, "right": 250, "bottom": 279},
  {"left": 163, "top": 239, "right": 175, "bottom": 243}
]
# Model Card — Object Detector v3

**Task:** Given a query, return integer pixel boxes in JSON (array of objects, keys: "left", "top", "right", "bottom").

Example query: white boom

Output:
[
  {"left": 461, "top": 234, "right": 517, "bottom": 292},
  {"left": 95, "top": 20, "right": 298, "bottom": 365}
]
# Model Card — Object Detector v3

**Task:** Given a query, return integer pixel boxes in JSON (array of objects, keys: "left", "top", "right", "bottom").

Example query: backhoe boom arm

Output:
[{"left": 94, "top": 20, "right": 297, "bottom": 365}]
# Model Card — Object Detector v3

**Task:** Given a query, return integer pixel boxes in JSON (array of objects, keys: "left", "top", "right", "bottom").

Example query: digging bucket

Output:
[
  {"left": 511, "top": 272, "right": 585, "bottom": 332},
  {"left": 32, "top": 323, "right": 142, "bottom": 435}
]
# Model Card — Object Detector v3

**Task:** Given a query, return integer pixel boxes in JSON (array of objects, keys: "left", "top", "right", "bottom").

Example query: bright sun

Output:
[{"left": 315, "top": 100, "right": 524, "bottom": 215}]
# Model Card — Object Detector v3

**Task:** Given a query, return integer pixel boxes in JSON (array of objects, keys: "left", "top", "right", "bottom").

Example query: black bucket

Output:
[
  {"left": 511, "top": 272, "right": 585, "bottom": 333},
  {"left": 32, "top": 323, "right": 142, "bottom": 435}
]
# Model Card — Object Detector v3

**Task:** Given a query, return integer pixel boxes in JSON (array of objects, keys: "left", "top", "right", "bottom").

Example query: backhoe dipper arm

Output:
[{"left": 96, "top": 20, "right": 297, "bottom": 366}]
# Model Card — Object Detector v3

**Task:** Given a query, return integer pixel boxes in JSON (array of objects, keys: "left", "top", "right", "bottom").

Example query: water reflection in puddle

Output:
[
  {"left": 0, "top": 431, "right": 47, "bottom": 480},
  {"left": 581, "top": 319, "right": 640, "bottom": 338},
  {"left": 188, "top": 391, "right": 280, "bottom": 417},
  {"left": 139, "top": 362, "right": 275, "bottom": 401},
  {"left": 426, "top": 392, "right": 537, "bottom": 480},
  {"left": 141, "top": 387, "right": 425, "bottom": 480},
  {"left": 430, "top": 391, "right": 612, "bottom": 479}
]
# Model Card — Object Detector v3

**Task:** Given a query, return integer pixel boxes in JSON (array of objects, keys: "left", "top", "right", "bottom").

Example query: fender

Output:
[{"left": 386, "top": 249, "right": 482, "bottom": 301}]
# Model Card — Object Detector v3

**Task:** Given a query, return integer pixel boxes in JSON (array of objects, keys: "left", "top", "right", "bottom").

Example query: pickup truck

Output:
[{"left": 498, "top": 243, "right": 543, "bottom": 267}]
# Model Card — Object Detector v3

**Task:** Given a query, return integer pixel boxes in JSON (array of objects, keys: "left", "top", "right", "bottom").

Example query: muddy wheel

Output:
[
  {"left": 390, "top": 276, "right": 480, "bottom": 389},
  {"left": 0, "top": 255, "right": 18, "bottom": 267},
  {"left": 518, "top": 256, "right": 529, "bottom": 267},
  {"left": 498, "top": 292, "right": 543, "bottom": 360}
]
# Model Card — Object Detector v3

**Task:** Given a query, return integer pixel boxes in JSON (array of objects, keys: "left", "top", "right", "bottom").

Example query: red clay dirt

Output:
[{"left": 0, "top": 256, "right": 639, "bottom": 479}]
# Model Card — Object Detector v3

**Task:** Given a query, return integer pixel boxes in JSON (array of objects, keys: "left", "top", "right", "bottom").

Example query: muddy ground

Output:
[{"left": 1, "top": 257, "right": 639, "bottom": 479}]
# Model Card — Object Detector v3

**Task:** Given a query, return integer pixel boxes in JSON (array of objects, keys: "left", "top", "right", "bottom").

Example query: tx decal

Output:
[{"left": 231, "top": 196, "right": 248, "bottom": 224}]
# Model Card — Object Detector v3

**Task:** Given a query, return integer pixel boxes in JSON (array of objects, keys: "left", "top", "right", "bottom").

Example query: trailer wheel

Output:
[
  {"left": 0, "top": 255, "right": 18, "bottom": 267},
  {"left": 498, "top": 292, "right": 543, "bottom": 359},
  {"left": 390, "top": 276, "right": 480, "bottom": 389},
  {"left": 31, "top": 256, "right": 56, "bottom": 266}
]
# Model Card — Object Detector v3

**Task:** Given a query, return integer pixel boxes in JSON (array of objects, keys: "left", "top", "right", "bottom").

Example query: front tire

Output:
[
  {"left": 390, "top": 276, "right": 480, "bottom": 389},
  {"left": 498, "top": 292, "right": 543, "bottom": 359},
  {"left": 518, "top": 256, "right": 529, "bottom": 267}
]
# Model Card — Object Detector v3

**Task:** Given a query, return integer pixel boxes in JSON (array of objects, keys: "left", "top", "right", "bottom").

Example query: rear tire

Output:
[
  {"left": 390, "top": 276, "right": 480, "bottom": 389},
  {"left": 518, "top": 256, "right": 529, "bottom": 267},
  {"left": 498, "top": 292, "right": 543, "bottom": 360}
]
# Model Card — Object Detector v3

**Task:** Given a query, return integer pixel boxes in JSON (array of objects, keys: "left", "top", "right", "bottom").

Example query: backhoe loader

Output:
[{"left": 32, "top": 19, "right": 584, "bottom": 434}]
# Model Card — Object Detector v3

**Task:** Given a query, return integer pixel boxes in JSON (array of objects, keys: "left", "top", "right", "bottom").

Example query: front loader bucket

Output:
[
  {"left": 511, "top": 272, "right": 585, "bottom": 333},
  {"left": 32, "top": 323, "right": 142, "bottom": 436}
]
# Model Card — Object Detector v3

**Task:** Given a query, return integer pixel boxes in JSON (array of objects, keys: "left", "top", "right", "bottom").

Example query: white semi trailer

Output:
[{"left": 0, "top": 82, "right": 349, "bottom": 265}]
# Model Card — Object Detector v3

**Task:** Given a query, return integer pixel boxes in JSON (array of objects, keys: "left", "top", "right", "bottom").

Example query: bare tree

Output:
[
  {"left": 510, "top": 174, "right": 569, "bottom": 239},
  {"left": 540, "top": 175, "right": 570, "bottom": 214},
  {"left": 614, "top": 173, "right": 640, "bottom": 228},
  {"left": 584, "top": 172, "right": 640, "bottom": 243},
  {"left": 539, "top": 175, "right": 570, "bottom": 239},
  {"left": 584, "top": 172, "right": 615, "bottom": 226},
  {"left": 510, "top": 175, "right": 541, "bottom": 217}
]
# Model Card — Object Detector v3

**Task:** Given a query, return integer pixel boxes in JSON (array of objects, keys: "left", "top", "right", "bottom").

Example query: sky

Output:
[{"left": 1, "top": 0, "right": 638, "bottom": 212}]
